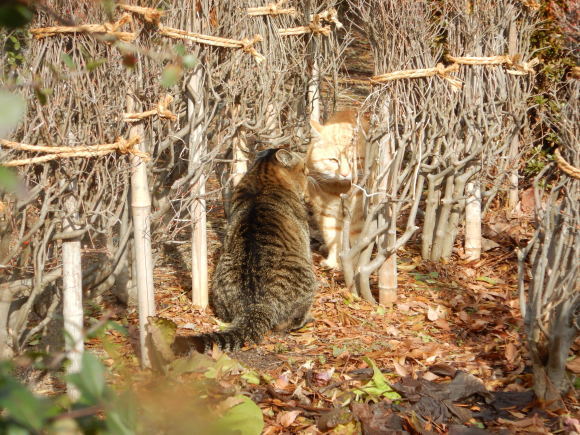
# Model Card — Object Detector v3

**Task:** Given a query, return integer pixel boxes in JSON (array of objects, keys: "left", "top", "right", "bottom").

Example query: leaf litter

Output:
[{"left": 79, "top": 198, "right": 578, "bottom": 434}]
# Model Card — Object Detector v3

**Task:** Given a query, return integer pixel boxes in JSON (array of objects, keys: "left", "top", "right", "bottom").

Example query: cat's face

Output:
[{"left": 307, "top": 118, "right": 363, "bottom": 186}]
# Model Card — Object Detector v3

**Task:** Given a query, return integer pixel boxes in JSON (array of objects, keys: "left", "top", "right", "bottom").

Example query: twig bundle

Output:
[
  {"left": 0, "top": 136, "right": 149, "bottom": 166},
  {"left": 30, "top": 13, "right": 136, "bottom": 42}
]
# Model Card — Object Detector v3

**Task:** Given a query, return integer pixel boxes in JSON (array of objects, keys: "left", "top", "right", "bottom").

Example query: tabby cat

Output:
[
  {"left": 306, "top": 111, "right": 368, "bottom": 270},
  {"left": 173, "top": 148, "right": 316, "bottom": 354}
]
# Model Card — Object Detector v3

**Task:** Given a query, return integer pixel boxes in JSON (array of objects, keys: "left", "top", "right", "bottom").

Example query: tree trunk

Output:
[
  {"left": 187, "top": 69, "right": 208, "bottom": 308},
  {"left": 464, "top": 181, "right": 482, "bottom": 260},
  {"left": 62, "top": 193, "right": 83, "bottom": 399},
  {"left": 127, "top": 94, "right": 155, "bottom": 368}
]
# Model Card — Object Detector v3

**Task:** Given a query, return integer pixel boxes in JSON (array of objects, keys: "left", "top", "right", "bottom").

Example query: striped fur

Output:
[
  {"left": 306, "top": 111, "right": 368, "bottom": 270},
  {"left": 173, "top": 148, "right": 316, "bottom": 354}
]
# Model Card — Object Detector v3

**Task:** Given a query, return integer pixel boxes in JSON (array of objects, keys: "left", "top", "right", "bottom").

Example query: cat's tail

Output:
[{"left": 171, "top": 306, "right": 273, "bottom": 355}]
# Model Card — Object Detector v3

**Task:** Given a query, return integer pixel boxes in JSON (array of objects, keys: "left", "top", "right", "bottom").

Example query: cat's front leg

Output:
[{"left": 321, "top": 239, "right": 342, "bottom": 269}]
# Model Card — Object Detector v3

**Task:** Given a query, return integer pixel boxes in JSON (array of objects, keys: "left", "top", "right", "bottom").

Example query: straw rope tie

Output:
[
  {"left": 118, "top": 4, "right": 164, "bottom": 24},
  {"left": 554, "top": 148, "right": 580, "bottom": 180},
  {"left": 30, "top": 13, "right": 136, "bottom": 42},
  {"left": 0, "top": 136, "right": 149, "bottom": 166},
  {"left": 446, "top": 54, "right": 540, "bottom": 75},
  {"left": 247, "top": 0, "right": 296, "bottom": 16},
  {"left": 123, "top": 95, "right": 177, "bottom": 123}
]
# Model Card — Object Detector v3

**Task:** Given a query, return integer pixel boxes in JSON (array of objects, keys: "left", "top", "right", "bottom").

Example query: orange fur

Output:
[{"left": 306, "top": 111, "right": 367, "bottom": 270}]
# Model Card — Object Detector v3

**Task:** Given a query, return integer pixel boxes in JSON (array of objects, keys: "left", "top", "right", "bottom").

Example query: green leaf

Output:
[
  {"left": 355, "top": 357, "right": 401, "bottom": 402},
  {"left": 241, "top": 371, "right": 261, "bottom": 385},
  {"left": 174, "top": 44, "right": 186, "bottom": 56},
  {"left": 0, "top": 378, "right": 56, "bottom": 430},
  {"left": 66, "top": 353, "right": 106, "bottom": 405},
  {"left": 205, "top": 354, "right": 243, "bottom": 379},
  {"left": 168, "top": 352, "right": 215, "bottom": 377},
  {"left": 0, "top": 3, "right": 34, "bottom": 29},
  {"left": 213, "top": 396, "right": 264, "bottom": 435},
  {"left": 105, "top": 392, "right": 137, "bottom": 435},
  {"left": 5, "top": 424, "right": 31, "bottom": 435},
  {"left": 0, "top": 167, "right": 19, "bottom": 193},
  {"left": 476, "top": 276, "right": 497, "bottom": 285},
  {"left": 34, "top": 87, "right": 52, "bottom": 106},
  {"left": 161, "top": 64, "right": 183, "bottom": 88},
  {"left": 86, "top": 58, "right": 106, "bottom": 71},
  {"left": 61, "top": 53, "right": 76, "bottom": 69},
  {"left": 182, "top": 54, "right": 197, "bottom": 69},
  {"left": 0, "top": 90, "right": 26, "bottom": 137}
]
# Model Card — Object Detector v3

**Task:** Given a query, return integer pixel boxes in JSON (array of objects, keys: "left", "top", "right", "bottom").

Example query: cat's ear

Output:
[
  {"left": 310, "top": 119, "right": 323, "bottom": 139},
  {"left": 275, "top": 149, "right": 297, "bottom": 167}
]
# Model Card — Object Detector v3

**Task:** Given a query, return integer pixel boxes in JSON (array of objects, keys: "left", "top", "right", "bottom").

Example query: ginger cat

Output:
[{"left": 306, "top": 111, "right": 368, "bottom": 270}]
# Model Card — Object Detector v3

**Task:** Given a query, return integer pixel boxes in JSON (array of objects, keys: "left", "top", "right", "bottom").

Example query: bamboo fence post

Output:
[
  {"left": 187, "top": 68, "right": 208, "bottom": 308},
  {"left": 127, "top": 92, "right": 155, "bottom": 368},
  {"left": 507, "top": 19, "right": 521, "bottom": 210},
  {"left": 62, "top": 190, "right": 83, "bottom": 399},
  {"left": 377, "top": 127, "right": 397, "bottom": 306},
  {"left": 464, "top": 181, "right": 482, "bottom": 260}
]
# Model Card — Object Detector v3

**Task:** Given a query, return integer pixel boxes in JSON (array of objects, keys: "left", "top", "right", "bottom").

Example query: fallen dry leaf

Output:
[
  {"left": 566, "top": 357, "right": 580, "bottom": 374},
  {"left": 277, "top": 410, "right": 301, "bottom": 427}
]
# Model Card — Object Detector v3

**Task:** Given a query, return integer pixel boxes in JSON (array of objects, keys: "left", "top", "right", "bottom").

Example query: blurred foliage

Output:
[
  {"left": 0, "top": 1, "right": 34, "bottom": 29},
  {"left": 0, "top": 345, "right": 265, "bottom": 434}
]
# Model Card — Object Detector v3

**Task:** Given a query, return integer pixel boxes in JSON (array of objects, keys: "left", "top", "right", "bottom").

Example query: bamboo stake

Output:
[
  {"left": 62, "top": 192, "right": 83, "bottom": 400},
  {"left": 126, "top": 93, "right": 155, "bottom": 368},
  {"left": 187, "top": 69, "right": 209, "bottom": 308},
  {"left": 464, "top": 181, "right": 482, "bottom": 260}
]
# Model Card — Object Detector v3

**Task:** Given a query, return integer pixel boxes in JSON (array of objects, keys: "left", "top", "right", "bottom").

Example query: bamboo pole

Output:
[
  {"left": 377, "top": 129, "right": 397, "bottom": 306},
  {"left": 187, "top": 68, "right": 208, "bottom": 308},
  {"left": 62, "top": 192, "right": 83, "bottom": 399},
  {"left": 464, "top": 181, "right": 482, "bottom": 260},
  {"left": 127, "top": 92, "right": 155, "bottom": 368}
]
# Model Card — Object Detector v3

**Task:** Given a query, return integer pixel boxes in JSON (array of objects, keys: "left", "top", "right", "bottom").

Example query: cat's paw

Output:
[{"left": 320, "top": 257, "right": 341, "bottom": 270}]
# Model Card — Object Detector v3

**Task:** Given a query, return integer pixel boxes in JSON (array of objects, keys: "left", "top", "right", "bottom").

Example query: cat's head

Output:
[
  {"left": 253, "top": 148, "right": 309, "bottom": 195},
  {"left": 306, "top": 112, "right": 366, "bottom": 188}
]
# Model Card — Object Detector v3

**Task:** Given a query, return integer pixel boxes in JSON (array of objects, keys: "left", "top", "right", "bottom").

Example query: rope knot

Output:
[{"left": 240, "top": 35, "right": 265, "bottom": 63}]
